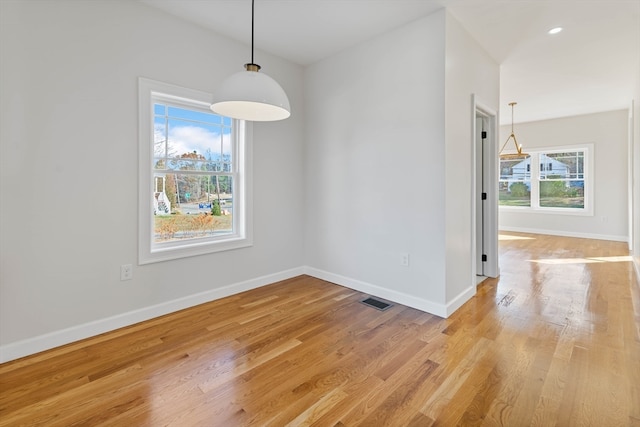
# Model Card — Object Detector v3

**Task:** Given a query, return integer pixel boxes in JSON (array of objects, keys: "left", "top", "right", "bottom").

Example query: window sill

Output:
[
  {"left": 140, "top": 236, "right": 253, "bottom": 265},
  {"left": 499, "top": 206, "right": 593, "bottom": 216}
]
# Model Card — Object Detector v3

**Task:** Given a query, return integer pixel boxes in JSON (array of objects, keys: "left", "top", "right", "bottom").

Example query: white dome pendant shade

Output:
[
  {"left": 210, "top": 0, "right": 290, "bottom": 122},
  {"left": 211, "top": 63, "right": 290, "bottom": 121}
]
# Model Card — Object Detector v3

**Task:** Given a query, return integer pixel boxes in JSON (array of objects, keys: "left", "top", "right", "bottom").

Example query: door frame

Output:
[{"left": 471, "top": 95, "right": 499, "bottom": 279}]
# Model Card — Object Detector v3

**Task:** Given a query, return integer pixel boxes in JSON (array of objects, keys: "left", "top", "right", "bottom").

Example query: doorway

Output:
[{"left": 472, "top": 96, "right": 499, "bottom": 279}]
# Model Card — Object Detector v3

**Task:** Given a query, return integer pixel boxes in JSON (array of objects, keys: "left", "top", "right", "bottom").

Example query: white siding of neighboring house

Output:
[{"left": 502, "top": 155, "right": 570, "bottom": 191}]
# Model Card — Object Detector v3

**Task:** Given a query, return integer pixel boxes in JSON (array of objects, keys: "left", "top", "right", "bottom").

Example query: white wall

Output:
[
  {"left": 444, "top": 13, "right": 500, "bottom": 303},
  {"left": 0, "top": 0, "right": 305, "bottom": 361},
  {"left": 498, "top": 110, "right": 629, "bottom": 241},
  {"left": 304, "top": 10, "right": 499, "bottom": 315},
  {"left": 304, "top": 10, "right": 448, "bottom": 312},
  {"left": 632, "top": 63, "right": 640, "bottom": 277}
]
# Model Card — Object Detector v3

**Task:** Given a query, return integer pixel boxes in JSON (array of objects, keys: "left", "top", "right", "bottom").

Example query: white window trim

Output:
[
  {"left": 500, "top": 143, "right": 594, "bottom": 216},
  {"left": 138, "top": 77, "right": 253, "bottom": 264}
]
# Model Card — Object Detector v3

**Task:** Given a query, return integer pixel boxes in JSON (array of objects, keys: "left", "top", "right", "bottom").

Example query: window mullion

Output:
[{"left": 531, "top": 153, "right": 541, "bottom": 209}]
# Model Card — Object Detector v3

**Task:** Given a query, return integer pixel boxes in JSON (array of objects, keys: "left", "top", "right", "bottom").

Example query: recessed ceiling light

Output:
[{"left": 548, "top": 27, "right": 563, "bottom": 35}]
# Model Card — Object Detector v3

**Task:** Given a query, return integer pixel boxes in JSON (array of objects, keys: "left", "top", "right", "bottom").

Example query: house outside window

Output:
[
  {"left": 499, "top": 145, "right": 593, "bottom": 215},
  {"left": 138, "top": 78, "right": 252, "bottom": 264}
]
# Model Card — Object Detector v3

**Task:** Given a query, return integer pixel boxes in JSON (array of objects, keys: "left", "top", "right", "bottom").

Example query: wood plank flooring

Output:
[{"left": 1, "top": 233, "right": 639, "bottom": 426}]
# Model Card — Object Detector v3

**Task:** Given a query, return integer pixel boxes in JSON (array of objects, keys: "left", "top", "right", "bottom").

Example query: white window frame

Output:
[
  {"left": 499, "top": 143, "right": 594, "bottom": 216},
  {"left": 138, "top": 78, "right": 252, "bottom": 264}
]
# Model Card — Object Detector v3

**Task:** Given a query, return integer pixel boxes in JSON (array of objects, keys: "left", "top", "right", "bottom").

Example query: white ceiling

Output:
[{"left": 140, "top": 0, "right": 640, "bottom": 124}]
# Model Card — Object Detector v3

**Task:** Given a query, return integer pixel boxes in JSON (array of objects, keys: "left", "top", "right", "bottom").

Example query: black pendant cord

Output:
[
  {"left": 251, "top": 0, "right": 255, "bottom": 65},
  {"left": 245, "top": 0, "right": 260, "bottom": 70}
]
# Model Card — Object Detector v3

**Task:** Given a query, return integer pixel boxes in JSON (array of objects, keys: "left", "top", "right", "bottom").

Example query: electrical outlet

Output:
[
  {"left": 120, "top": 264, "right": 133, "bottom": 281},
  {"left": 400, "top": 253, "right": 410, "bottom": 267}
]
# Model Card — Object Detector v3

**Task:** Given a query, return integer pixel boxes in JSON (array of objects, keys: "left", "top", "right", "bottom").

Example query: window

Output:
[
  {"left": 499, "top": 144, "right": 593, "bottom": 215},
  {"left": 139, "top": 78, "right": 252, "bottom": 264},
  {"left": 499, "top": 156, "right": 532, "bottom": 207}
]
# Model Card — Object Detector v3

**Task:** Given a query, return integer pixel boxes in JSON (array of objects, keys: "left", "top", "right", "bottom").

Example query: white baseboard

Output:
[
  {"left": 303, "top": 267, "right": 476, "bottom": 318},
  {"left": 499, "top": 226, "right": 628, "bottom": 242},
  {"left": 0, "top": 267, "right": 305, "bottom": 364},
  {"left": 445, "top": 285, "right": 477, "bottom": 316}
]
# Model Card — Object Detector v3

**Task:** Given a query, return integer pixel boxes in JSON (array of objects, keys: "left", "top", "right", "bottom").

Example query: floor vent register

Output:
[{"left": 360, "top": 297, "right": 393, "bottom": 311}]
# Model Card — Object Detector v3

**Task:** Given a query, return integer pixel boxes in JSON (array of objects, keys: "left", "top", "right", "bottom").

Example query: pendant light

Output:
[
  {"left": 210, "top": 0, "right": 290, "bottom": 121},
  {"left": 499, "top": 102, "right": 528, "bottom": 160}
]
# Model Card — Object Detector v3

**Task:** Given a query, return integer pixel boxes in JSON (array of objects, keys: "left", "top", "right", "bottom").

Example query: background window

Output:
[
  {"left": 499, "top": 157, "right": 532, "bottom": 207},
  {"left": 539, "top": 151, "right": 584, "bottom": 209},
  {"left": 499, "top": 146, "right": 591, "bottom": 214}
]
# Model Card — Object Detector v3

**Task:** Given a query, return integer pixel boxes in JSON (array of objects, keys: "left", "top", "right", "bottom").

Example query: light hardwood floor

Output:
[{"left": 1, "top": 233, "right": 639, "bottom": 426}]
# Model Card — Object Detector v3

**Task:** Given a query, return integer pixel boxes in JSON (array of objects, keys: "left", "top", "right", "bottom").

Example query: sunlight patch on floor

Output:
[
  {"left": 499, "top": 234, "right": 536, "bottom": 241},
  {"left": 529, "top": 256, "right": 633, "bottom": 265}
]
